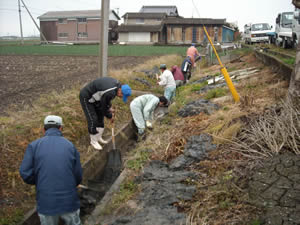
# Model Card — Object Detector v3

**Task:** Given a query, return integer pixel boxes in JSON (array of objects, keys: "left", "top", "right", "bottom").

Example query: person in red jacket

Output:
[{"left": 171, "top": 65, "right": 185, "bottom": 87}]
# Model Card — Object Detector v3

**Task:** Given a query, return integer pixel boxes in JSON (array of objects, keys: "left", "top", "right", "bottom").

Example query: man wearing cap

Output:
[
  {"left": 156, "top": 64, "right": 176, "bottom": 102},
  {"left": 79, "top": 77, "right": 131, "bottom": 150},
  {"left": 20, "top": 115, "right": 83, "bottom": 225}
]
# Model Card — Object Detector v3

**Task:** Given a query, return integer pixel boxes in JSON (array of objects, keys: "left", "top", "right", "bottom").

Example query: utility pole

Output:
[
  {"left": 98, "top": 0, "right": 110, "bottom": 77},
  {"left": 20, "top": 0, "right": 48, "bottom": 44},
  {"left": 18, "top": 0, "right": 24, "bottom": 45}
]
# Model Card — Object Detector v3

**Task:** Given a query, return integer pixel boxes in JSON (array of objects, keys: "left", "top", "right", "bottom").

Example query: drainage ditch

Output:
[{"left": 20, "top": 105, "right": 169, "bottom": 225}]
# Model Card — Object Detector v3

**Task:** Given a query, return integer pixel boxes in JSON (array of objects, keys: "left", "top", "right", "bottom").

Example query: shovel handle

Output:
[
  {"left": 111, "top": 108, "right": 116, "bottom": 150},
  {"left": 112, "top": 127, "right": 116, "bottom": 150}
]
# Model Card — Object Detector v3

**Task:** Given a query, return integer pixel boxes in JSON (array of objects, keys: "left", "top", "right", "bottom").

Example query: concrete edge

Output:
[
  {"left": 84, "top": 169, "right": 130, "bottom": 225},
  {"left": 81, "top": 119, "right": 135, "bottom": 183},
  {"left": 254, "top": 50, "right": 293, "bottom": 81}
]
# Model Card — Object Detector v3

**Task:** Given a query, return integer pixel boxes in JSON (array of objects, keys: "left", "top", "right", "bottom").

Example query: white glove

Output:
[{"left": 146, "top": 121, "right": 152, "bottom": 128}]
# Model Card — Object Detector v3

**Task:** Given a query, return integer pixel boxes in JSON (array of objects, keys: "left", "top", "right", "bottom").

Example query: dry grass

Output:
[
  {"left": 179, "top": 55, "right": 291, "bottom": 225},
  {"left": 95, "top": 50, "right": 293, "bottom": 225},
  {"left": 0, "top": 55, "right": 180, "bottom": 224}
]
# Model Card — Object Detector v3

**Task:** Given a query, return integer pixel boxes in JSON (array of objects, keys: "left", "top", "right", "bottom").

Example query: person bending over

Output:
[
  {"left": 130, "top": 94, "right": 168, "bottom": 137},
  {"left": 79, "top": 77, "right": 131, "bottom": 150}
]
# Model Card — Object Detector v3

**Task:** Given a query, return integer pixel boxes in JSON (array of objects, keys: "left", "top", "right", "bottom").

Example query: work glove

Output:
[{"left": 146, "top": 120, "right": 152, "bottom": 129}]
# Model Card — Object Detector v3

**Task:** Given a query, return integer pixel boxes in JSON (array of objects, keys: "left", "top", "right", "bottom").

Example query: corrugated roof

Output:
[
  {"left": 122, "top": 12, "right": 167, "bottom": 19},
  {"left": 117, "top": 24, "right": 163, "bottom": 32},
  {"left": 164, "top": 18, "right": 226, "bottom": 25},
  {"left": 139, "top": 5, "right": 179, "bottom": 16},
  {"left": 38, "top": 10, "right": 120, "bottom": 20}
]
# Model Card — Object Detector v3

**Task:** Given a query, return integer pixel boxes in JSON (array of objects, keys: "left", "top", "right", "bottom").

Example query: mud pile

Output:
[
  {"left": 178, "top": 99, "right": 219, "bottom": 117},
  {"left": 110, "top": 160, "right": 197, "bottom": 225},
  {"left": 191, "top": 75, "right": 213, "bottom": 84},
  {"left": 249, "top": 153, "right": 300, "bottom": 225},
  {"left": 139, "top": 66, "right": 160, "bottom": 79},
  {"left": 196, "top": 83, "right": 227, "bottom": 94},
  {"left": 134, "top": 78, "right": 152, "bottom": 88},
  {"left": 170, "top": 134, "right": 217, "bottom": 170}
]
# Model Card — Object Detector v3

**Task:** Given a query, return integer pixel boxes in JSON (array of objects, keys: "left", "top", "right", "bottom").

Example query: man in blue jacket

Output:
[{"left": 20, "top": 115, "right": 83, "bottom": 225}]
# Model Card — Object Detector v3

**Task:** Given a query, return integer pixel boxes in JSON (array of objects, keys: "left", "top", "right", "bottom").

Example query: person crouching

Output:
[{"left": 130, "top": 94, "right": 168, "bottom": 138}]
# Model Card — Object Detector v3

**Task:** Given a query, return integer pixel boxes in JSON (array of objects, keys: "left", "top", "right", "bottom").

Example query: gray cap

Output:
[
  {"left": 44, "top": 115, "right": 63, "bottom": 126},
  {"left": 159, "top": 64, "right": 167, "bottom": 69}
]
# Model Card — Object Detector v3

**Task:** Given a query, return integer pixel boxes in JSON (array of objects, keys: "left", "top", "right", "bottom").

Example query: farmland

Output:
[
  {"left": 0, "top": 42, "right": 187, "bottom": 56},
  {"left": 0, "top": 55, "right": 156, "bottom": 114}
]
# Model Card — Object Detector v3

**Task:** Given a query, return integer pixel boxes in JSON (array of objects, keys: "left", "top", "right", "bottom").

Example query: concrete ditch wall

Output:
[{"left": 254, "top": 50, "right": 293, "bottom": 81}]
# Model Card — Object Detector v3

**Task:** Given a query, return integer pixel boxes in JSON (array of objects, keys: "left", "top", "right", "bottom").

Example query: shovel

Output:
[{"left": 102, "top": 113, "right": 122, "bottom": 184}]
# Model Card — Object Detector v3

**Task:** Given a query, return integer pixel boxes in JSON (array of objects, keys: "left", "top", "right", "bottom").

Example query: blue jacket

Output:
[{"left": 19, "top": 128, "right": 82, "bottom": 215}]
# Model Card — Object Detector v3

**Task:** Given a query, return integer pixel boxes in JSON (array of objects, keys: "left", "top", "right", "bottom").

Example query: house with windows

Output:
[
  {"left": 117, "top": 5, "right": 236, "bottom": 45},
  {"left": 118, "top": 13, "right": 167, "bottom": 44},
  {"left": 38, "top": 10, "right": 120, "bottom": 43},
  {"left": 117, "top": 6, "right": 180, "bottom": 44}
]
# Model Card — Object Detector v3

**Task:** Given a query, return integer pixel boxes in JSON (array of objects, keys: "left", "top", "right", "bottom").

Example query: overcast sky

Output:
[{"left": 0, "top": 0, "right": 294, "bottom": 37}]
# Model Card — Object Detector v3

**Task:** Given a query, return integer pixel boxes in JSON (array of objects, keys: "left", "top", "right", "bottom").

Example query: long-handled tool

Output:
[
  {"left": 110, "top": 116, "right": 122, "bottom": 173},
  {"left": 102, "top": 111, "right": 122, "bottom": 184}
]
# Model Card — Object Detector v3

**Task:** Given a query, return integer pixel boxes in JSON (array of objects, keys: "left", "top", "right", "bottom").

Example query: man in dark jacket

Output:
[
  {"left": 20, "top": 115, "right": 83, "bottom": 225},
  {"left": 181, "top": 56, "right": 192, "bottom": 83},
  {"left": 79, "top": 77, "right": 131, "bottom": 150}
]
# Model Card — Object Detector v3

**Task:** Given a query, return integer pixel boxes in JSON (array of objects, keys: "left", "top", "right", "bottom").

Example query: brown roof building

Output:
[
  {"left": 38, "top": 10, "right": 120, "bottom": 43},
  {"left": 117, "top": 5, "right": 235, "bottom": 45}
]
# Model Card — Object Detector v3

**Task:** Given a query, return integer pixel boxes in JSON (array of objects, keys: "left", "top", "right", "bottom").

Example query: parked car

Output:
[
  {"left": 244, "top": 23, "right": 272, "bottom": 44},
  {"left": 275, "top": 11, "right": 294, "bottom": 48}
]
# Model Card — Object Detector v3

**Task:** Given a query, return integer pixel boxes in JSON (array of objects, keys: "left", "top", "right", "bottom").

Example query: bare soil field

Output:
[{"left": 0, "top": 55, "right": 152, "bottom": 115}]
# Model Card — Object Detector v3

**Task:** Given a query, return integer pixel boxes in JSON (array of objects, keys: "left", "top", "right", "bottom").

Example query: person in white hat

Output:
[{"left": 20, "top": 115, "right": 82, "bottom": 225}]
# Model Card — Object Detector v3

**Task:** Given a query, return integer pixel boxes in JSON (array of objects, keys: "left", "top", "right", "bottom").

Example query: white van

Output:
[{"left": 244, "top": 23, "right": 272, "bottom": 44}]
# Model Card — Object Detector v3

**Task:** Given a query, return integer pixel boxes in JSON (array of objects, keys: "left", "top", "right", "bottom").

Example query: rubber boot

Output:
[
  {"left": 96, "top": 127, "right": 108, "bottom": 144},
  {"left": 90, "top": 134, "right": 102, "bottom": 150},
  {"left": 137, "top": 129, "right": 146, "bottom": 142}
]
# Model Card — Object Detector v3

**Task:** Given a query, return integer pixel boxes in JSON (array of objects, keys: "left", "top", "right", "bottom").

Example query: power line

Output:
[
  {"left": 0, "top": 8, "right": 42, "bottom": 15},
  {"left": 23, "top": 5, "right": 47, "bottom": 12},
  {"left": 0, "top": 8, "right": 18, "bottom": 11},
  {"left": 191, "top": 0, "right": 201, "bottom": 18}
]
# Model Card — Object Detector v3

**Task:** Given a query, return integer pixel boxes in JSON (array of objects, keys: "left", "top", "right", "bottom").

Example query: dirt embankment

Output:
[{"left": 0, "top": 55, "right": 152, "bottom": 115}]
